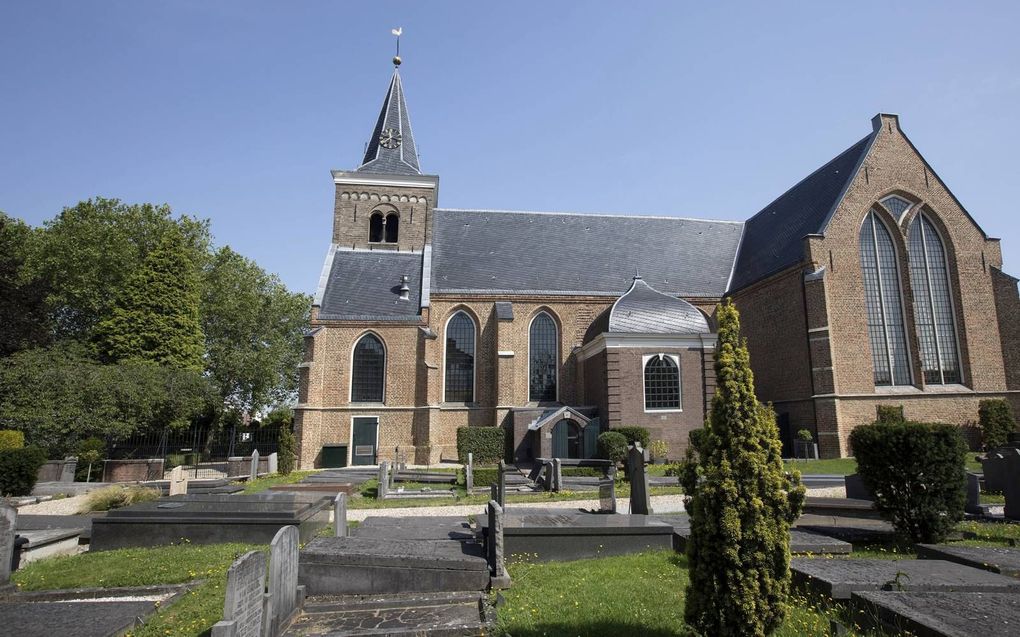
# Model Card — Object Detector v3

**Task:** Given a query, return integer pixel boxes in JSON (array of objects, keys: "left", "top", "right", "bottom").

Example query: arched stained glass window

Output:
[
  {"left": 881, "top": 195, "right": 912, "bottom": 218},
  {"left": 351, "top": 333, "right": 385, "bottom": 402},
  {"left": 369, "top": 213, "right": 384, "bottom": 243},
  {"left": 385, "top": 214, "right": 399, "bottom": 243},
  {"left": 908, "top": 213, "right": 961, "bottom": 384},
  {"left": 444, "top": 311, "right": 475, "bottom": 402},
  {"left": 860, "top": 211, "right": 911, "bottom": 386},
  {"left": 644, "top": 354, "right": 681, "bottom": 410},
  {"left": 529, "top": 312, "right": 558, "bottom": 401}
]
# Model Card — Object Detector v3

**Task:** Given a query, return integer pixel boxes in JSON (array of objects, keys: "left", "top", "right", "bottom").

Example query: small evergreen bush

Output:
[
  {"left": 80, "top": 485, "right": 161, "bottom": 512},
  {"left": 0, "top": 446, "right": 47, "bottom": 496},
  {"left": 979, "top": 399, "right": 1016, "bottom": 450},
  {"left": 456, "top": 427, "right": 506, "bottom": 464},
  {"left": 850, "top": 420, "right": 967, "bottom": 543},
  {"left": 613, "top": 426, "right": 650, "bottom": 448},
  {"left": 648, "top": 439, "right": 669, "bottom": 461},
  {"left": 277, "top": 426, "right": 297, "bottom": 475},
  {"left": 471, "top": 466, "right": 500, "bottom": 487},
  {"left": 796, "top": 428, "right": 813, "bottom": 442},
  {"left": 876, "top": 405, "right": 905, "bottom": 424},
  {"left": 0, "top": 430, "right": 25, "bottom": 451},
  {"left": 75, "top": 437, "right": 106, "bottom": 482},
  {"left": 597, "top": 431, "right": 628, "bottom": 463}
]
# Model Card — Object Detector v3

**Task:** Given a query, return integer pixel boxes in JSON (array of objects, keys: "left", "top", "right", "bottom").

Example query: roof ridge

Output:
[{"left": 434, "top": 207, "right": 744, "bottom": 225}]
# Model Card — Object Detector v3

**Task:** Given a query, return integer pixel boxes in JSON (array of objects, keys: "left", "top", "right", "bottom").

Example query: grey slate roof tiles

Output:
[
  {"left": 357, "top": 69, "right": 421, "bottom": 176},
  {"left": 609, "top": 277, "right": 709, "bottom": 334},
  {"left": 317, "top": 249, "right": 423, "bottom": 321}
]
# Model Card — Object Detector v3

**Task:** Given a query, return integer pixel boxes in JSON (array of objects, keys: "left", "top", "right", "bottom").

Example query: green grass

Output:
[
  {"left": 783, "top": 458, "right": 858, "bottom": 475},
  {"left": 239, "top": 470, "right": 316, "bottom": 494},
  {"left": 12, "top": 542, "right": 263, "bottom": 637}
]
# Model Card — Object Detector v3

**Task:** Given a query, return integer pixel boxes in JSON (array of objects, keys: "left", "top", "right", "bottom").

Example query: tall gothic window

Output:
[
  {"left": 385, "top": 213, "right": 399, "bottom": 243},
  {"left": 444, "top": 311, "right": 475, "bottom": 402},
  {"left": 908, "top": 213, "right": 962, "bottom": 384},
  {"left": 644, "top": 354, "right": 681, "bottom": 410},
  {"left": 529, "top": 312, "right": 558, "bottom": 401},
  {"left": 351, "top": 333, "right": 385, "bottom": 402},
  {"left": 860, "top": 210, "right": 911, "bottom": 386},
  {"left": 369, "top": 213, "right": 384, "bottom": 243}
]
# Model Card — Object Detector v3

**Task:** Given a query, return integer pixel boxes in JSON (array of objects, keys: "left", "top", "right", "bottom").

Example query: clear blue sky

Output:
[{"left": 3, "top": 1, "right": 1018, "bottom": 294}]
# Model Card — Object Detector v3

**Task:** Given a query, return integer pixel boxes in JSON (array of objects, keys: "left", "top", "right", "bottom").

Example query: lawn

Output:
[
  {"left": 783, "top": 456, "right": 983, "bottom": 475},
  {"left": 240, "top": 470, "right": 317, "bottom": 493}
]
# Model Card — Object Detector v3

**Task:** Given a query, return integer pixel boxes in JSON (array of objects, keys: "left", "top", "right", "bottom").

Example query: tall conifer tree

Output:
[
  {"left": 95, "top": 227, "right": 204, "bottom": 370},
  {"left": 679, "top": 301, "right": 805, "bottom": 636}
]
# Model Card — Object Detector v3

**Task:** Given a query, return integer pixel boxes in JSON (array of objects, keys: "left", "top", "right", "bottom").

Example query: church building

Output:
[{"left": 294, "top": 60, "right": 1020, "bottom": 467}]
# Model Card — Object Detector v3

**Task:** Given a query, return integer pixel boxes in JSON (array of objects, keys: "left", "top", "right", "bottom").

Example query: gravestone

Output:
[
  {"left": 465, "top": 453, "right": 474, "bottom": 491},
  {"left": 487, "top": 500, "right": 510, "bottom": 589},
  {"left": 59, "top": 457, "right": 77, "bottom": 483},
  {"left": 389, "top": 459, "right": 396, "bottom": 489},
  {"left": 844, "top": 473, "right": 873, "bottom": 501},
  {"left": 552, "top": 458, "right": 562, "bottom": 493},
  {"left": 267, "top": 525, "right": 302, "bottom": 636},
  {"left": 267, "top": 453, "right": 278, "bottom": 475},
  {"left": 376, "top": 461, "right": 390, "bottom": 500},
  {"left": 1, "top": 503, "right": 16, "bottom": 589},
  {"left": 965, "top": 472, "right": 982, "bottom": 514},
  {"left": 211, "top": 550, "right": 266, "bottom": 637},
  {"left": 627, "top": 444, "right": 652, "bottom": 515},
  {"left": 982, "top": 452, "right": 1008, "bottom": 493},
  {"left": 168, "top": 465, "right": 188, "bottom": 496},
  {"left": 599, "top": 466, "right": 617, "bottom": 513},
  {"left": 250, "top": 450, "right": 260, "bottom": 482},
  {"left": 334, "top": 493, "right": 348, "bottom": 538},
  {"left": 1003, "top": 449, "right": 1020, "bottom": 520},
  {"left": 496, "top": 460, "right": 507, "bottom": 506}
]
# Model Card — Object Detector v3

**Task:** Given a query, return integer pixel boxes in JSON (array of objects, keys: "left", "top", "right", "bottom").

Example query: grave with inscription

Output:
[
  {"left": 352, "top": 515, "right": 475, "bottom": 541},
  {"left": 267, "top": 526, "right": 304, "bottom": 636},
  {"left": 168, "top": 465, "right": 188, "bottom": 496},
  {"left": 917, "top": 543, "right": 1020, "bottom": 578},
  {"left": 212, "top": 551, "right": 267, "bottom": 637},
  {"left": 851, "top": 590, "right": 1020, "bottom": 637}
]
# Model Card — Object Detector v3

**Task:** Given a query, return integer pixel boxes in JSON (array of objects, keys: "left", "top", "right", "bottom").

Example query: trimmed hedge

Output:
[
  {"left": 456, "top": 427, "right": 506, "bottom": 464},
  {"left": 0, "top": 430, "right": 24, "bottom": 451},
  {"left": 614, "top": 426, "right": 650, "bottom": 448},
  {"left": 471, "top": 466, "right": 500, "bottom": 488},
  {"left": 598, "top": 431, "right": 628, "bottom": 463},
  {"left": 850, "top": 421, "right": 967, "bottom": 543},
  {"left": 979, "top": 399, "right": 1016, "bottom": 450},
  {"left": 0, "top": 446, "right": 47, "bottom": 496}
]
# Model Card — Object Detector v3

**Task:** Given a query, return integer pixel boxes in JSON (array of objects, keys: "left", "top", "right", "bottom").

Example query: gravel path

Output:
[{"left": 16, "top": 494, "right": 91, "bottom": 515}]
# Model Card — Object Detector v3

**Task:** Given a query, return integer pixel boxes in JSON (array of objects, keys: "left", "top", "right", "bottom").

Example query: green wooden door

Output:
[
  {"left": 352, "top": 417, "right": 378, "bottom": 466},
  {"left": 582, "top": 418, "right": 600, "bottom": 459},
  {"left": 552, "top": 419, "right": 569, "bottom": 458}
]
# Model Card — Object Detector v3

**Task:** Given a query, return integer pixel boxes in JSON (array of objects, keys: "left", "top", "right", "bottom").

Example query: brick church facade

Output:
[{"left": 294, "top": 64, "right": 1020, "bottom": 467}]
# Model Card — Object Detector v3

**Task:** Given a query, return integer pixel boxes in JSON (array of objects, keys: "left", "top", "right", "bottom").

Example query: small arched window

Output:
[
  {"left": 644, "top": 354, "right": 681, "bottom": 410},
  {"left": 351, "top": 333, "right": 385, "bottom": 402},
  {"left": 908, "top": 213, "right": 961, "bottom": 384},
  {"left": 444, "top": 311, "right": 475, "bottom": 403},
  {"left": 860, "top": 210, "right": 911, "bottom": 386},
  {"left": 529, "top": 312, "right": 558, "bottom": 402},
  {"left": 385, "top": 213, "right": 399, "bottom": 243},
  {"left": 880, "top": 195, "right": 912, "bottom": 218},
  {"left": 369, "top": 213, "right": 384, "bottom": 243}
]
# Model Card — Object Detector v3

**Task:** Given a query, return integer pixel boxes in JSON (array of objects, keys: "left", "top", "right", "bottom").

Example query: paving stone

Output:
[
  {"left": 918, "top": 544, "right": 1020, "bottom": 578},
  {"left": 852, "top": 591, "right": 1020, "bottom": 637},
  {"left": 791, "top": 558, "right": 1020, "bottom": 600}
]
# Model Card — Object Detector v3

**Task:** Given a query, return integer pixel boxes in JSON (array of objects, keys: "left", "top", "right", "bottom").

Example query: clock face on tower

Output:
[{"left": 379, "top": 128, "right": 402, "bottom": 149}]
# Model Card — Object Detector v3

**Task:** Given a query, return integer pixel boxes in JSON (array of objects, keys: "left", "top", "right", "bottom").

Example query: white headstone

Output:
[
  {"left": 267, "top": 452, "right": 278, "bottom": 475},
  {"left": 334, "top": 493, "right": 348, "bottom": 537},
  {"left": 0, "top": 503, "right": 16, "bottom": 586},
  {"left": 267, "top": 526, "right": 300, "bottom": 635},
  {"left": 376, "top": 461, "right": 390, "bottom": 500},
  {"left": 250, "top": 450, "right": 260, "bottom": 481},
  {"left": 169, "top": 464, "right": 188, "bottom": 496},
  {"left": 211, "top": 550, "right": 266, "bottom": 637}
]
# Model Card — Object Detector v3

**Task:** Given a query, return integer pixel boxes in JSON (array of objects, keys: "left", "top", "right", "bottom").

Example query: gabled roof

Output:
[
  {"left": 430, "top": 208, "right": 743, "bottom": 297},
  {"left": 356, "top": 69, "right": 421, "bottom": 176},
  {"left": 609, "top": 276, "right": 709, "bottom": 334},
  {"left": 317, "top": 248, "right": 423, "bottom": 322},
  {"left": 527, "top": 406, "right": 592, "bottom": 431},
  {"left": 728, "top": 134, "right": 874, "bottom": 292}
]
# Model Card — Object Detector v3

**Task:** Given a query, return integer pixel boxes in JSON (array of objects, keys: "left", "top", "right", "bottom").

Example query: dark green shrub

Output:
[
  {"left": 876, "top": 405, "right": 905, "bottom": 424},
  {"left": 561, "top": 467, "right": 602, "bottom": 478},
  {"left": 0, "top": 430, "right": 25, "bottom": 451},
  {"left": 613, "top": 426, "right": 650, "bottom": 448},
  {"left": 277, "top": 426, "right": 297, "bottom": 475},
  {"left": 850, "top": 421, "right": 967, "bottom": 543},
  {"left": 796, "top": 428, "right": 813, "bottom": 442},
  {"left": 597, "top": 431, "right": 628, "bottom": 463},
  {"left": 456, "top": 427, "right": 506, "bottom": 464},
  {"left": 979, "top": 399, "right": 1016, "bottom": 450},
  {"left": 75, "top": 436, "right": 106, "bottom": 482},
  {"left": 0, "top": 446, "right": 47, "bottom": 496},
  {"left": 471, "top": 466, "right": 500, "bottom": 487}
]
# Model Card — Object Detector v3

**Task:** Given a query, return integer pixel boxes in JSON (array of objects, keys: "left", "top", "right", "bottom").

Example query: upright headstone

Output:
[
  {"left": 334, "top": 493, "right": 348, "bottom": 537},
  {"left": 1003, "top": 449, "right": 1020, "bottom": 521},
  {"left": 553, "top": 458, "right": 563, "bottom": 493},
  {"left": 211, "top": 550, "right": 266, "bottom": 637},
  {"left": 487, "top": 500, "right": 510, "bottom": 588},
  {"left": 250, "top": 450, "right": 260, "bottom": 482},
  {"left": 0, "top": 503, "right": 16, "bottom": 588},
  {"left": 376, "top": 461, "right": 390, "bottom": 500},
  {"left": 844, "top": 473, "right": 873, "bottom": 501},
  {"left": 965, "top": 471, "right": 982, "bottom": 515},
  {"left": 490, "top": 483, "right": 498, "bottom": 504},
  {"left": 59, "top": 456, "right": 77, "bottom": 483},
  {"left": 465, "top": 453, "right": 474, "bottom": 491},
  {"left": 496, "top": 460, "right": 507, "bottom": 507},
  {"left": 983, "top": 452, "right": 1008, "bottom": 493},
  {"left": 389, "top": 458, "right": 397, "bottom": 489},
  {"left": 627, "top": 444, "right": 652, "bottom": 515},
  {"left": 599, "top": 465, "right": 617, "bottom": 514},
  {"left": 168, "top": 464, "right": 188, "bottom": 496},
  {"left": 267, "top": 526, "right": 301, "bottom": 636},
  {"left": 267, "top": 452, "right": 278, "bottom": 475}
]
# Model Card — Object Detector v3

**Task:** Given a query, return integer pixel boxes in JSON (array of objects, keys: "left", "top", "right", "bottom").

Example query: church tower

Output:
[{"left": 331, "top": 61, "right": 438, "bottom": 253}]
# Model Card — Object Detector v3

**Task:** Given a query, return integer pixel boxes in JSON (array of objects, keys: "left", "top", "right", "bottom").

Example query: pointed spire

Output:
[{"left": 357, "top": 68, "right": 421, "bottom": 176}]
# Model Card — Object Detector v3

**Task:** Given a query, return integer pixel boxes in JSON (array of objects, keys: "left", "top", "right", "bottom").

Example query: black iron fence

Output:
[{"left": 107, "top": 426, "right": 282, "bottom": 467}]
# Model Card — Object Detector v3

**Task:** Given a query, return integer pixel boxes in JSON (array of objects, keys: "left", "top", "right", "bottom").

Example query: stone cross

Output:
[
  {"left": 465, "top": 453, "right": 474, "bottom": 491},
  {"left": 211, "top": 550, "right": 266, "bottom": 637},
  {"left": 1003, "top": 449, "right": 1020, "bottom": 521},
  {"left": 267, "top": 453, "right": 278, "bottom": 475},
  {"left": 376, "top": 461, "right": 390, "bottom": 500},
  {"left": 487, "top": 500, "right": 510, "bottom": 589},
  {"left": 599, "top": 465, "right": 617, "bottom": 514},
  {"left": 334, "top": 493, "right": 348, "bottom": 537},
  {"left": 250, "top": 450, "right": 260, "bottom": 482},
  {"left": 267, "top": 526, "right": 302, "bottom": 636},
  {"left": 0, "top": 503, "right": 16, "bottom": 588},
  {"left": 627, "top": 443, "right": 652, "bottom": 515},
  {"left": 168, "top": 464, "right": 188, "bottom": 496}
]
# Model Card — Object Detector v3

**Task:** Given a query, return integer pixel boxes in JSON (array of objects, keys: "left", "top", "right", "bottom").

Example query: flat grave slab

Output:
[
  {"left": 90, "top": 493, "right": 330, "bottom": 550},
  {"left": 801, "top": 496, "right": 882, "bottom": 520},
  {"left": 794, "top": 513, "right": 896, "bottom": 543},
  {"left": 656, "top": 514, "right": 850, "bottom": 554},
  {"left": 17, "top": 528, "right": 82, "bottom": 563},
  {"left": 353, "top": 516, "right": 475, "bottom": 541},
  {"left": 918, "top": 544, "right": 1020, "bottom": 578},
  {"left": 285, "top": 591, "right": 491, "bottom": 636},
  {"left": 791, "top": 558, "right": 1020, "bottom": 600},
  {"left": 852, "top": 591, "right": 1020, "bottom": 637}
]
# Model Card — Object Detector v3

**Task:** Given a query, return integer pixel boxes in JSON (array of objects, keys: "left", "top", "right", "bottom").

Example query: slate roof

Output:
[
  {"left": 317, "top": 249, "right": 423, "bottom": 321},
  {"left": 728, "top": 135, "right": 874, "bottom": 291},
  {"left": 609, "top": 277, "right": 709, "bottom": 334},
  {"left": 430, "top": 209, "right": 743, "bottom": 297},
  {"left": 357, "top": 69, "right": 421, "bottom": 176}
]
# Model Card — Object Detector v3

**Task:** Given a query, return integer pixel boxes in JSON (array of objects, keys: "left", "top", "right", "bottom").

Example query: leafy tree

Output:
[
  {"left": 679, "top": 301, "right": 805, "bottom": 637},
  {"left": 202, "top": 247, "right": 310, "bottom": 412},
  {"left": 94, "top": 226, "right": 205, "bottom": 370},
  {"left": 0, "top": 213, "right": 51, "bottom": 355}
]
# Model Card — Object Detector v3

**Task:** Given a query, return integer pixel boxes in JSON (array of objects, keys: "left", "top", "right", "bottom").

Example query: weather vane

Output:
[{"left": 391, "top": 27, "right": 402, "bottom": 66}]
